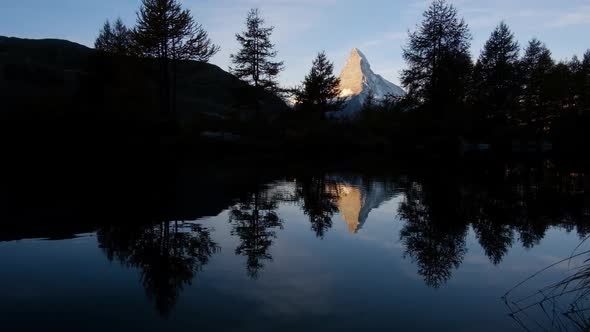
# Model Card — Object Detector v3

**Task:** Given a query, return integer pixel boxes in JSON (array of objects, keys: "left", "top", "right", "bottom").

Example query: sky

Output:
[{"left": 1, "top": 0, "right": 589, "bottom": 87}]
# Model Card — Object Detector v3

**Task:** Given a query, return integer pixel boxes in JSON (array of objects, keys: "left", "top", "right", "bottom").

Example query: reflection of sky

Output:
[{"left": 0, "top": 183, "right": 587, "bottom": 331}]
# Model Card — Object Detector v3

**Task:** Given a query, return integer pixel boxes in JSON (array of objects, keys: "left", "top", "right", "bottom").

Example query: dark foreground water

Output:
[{"left": 1, "top": 159, "right": 590, "bottom": 331}]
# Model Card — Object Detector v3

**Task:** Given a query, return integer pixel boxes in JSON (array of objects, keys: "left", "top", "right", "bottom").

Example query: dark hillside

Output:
[
  {"left": 0, "top": 36, "right": 288, "bottom": 121},
  {"left": 0, "top": 36, "right": 290, "bottom": 164}
]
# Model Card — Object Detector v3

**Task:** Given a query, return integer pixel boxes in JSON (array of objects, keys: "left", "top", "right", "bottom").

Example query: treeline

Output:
[
  {"left": 95, "top": 2, "right": 286, "bottom": 120},
  {"left": 352, "top": 0, "right": 590, "bottom": 154},
  {"left": 90, "top": 0, "right": 590, "bottom": 154},
  {"left": 94, "top": 0, "right": 220, "bottom": 121},
  {"left": 397, "top": 0, "right": 590, "bottom": 141}
]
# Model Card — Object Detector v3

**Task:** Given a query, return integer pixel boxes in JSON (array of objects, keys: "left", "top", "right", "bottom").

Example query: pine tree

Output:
[
  {"left": 472, "top": 22, "right": 520, "bottom": 125},
  {"left": 134, "top": 0, "right": 219, "bottom": 118},
  {"left": 545, "top": 62, "right": 574, "bottom": 111},
  {"left": 361, "top": 89, "right": 376, "bottom": 113},
  {"left": 401, "top": 0, "right": 472, "bottom": 119},
  {"left": 134, "top": 0, "right": 219, "bottom": 62},
  {"left": 95, "top": 20, "right": 113, "bottom": 51},
  {"left": 230, "top": 8, "right": 284, "bottom": 94},
  {"left": 95, "top": 18, "right": 132, "bottom": 55},
  {"left": 520, "top": 39, "right": 554, "bottom": 130},
  {"left": 295, "top": 51, "right": 343, "bottom": 115},
  {"left": 581, "top": 50, "right": 590, "bottom": 110},
  {"left": 568, "top": 56, "right": 583, "bottom": 109}
]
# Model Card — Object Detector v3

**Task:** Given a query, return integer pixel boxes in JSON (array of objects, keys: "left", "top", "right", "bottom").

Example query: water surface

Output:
[{"left": 1, "top": 161, "right": 589, "bottom": 331}]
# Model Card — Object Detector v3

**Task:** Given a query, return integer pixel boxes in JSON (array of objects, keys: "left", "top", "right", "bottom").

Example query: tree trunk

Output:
[{"left": 172, "top": 58, "right": 178, "bottom": 130}]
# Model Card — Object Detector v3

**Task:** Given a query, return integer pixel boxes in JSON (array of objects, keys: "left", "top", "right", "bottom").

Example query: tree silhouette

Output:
[
  {"left": 296, "top": 176, "right": 338, "bottom": 239},
  {"left": 361, "top": 89, "right": 377, "bottom": 113},
  {"left": 229, "top": 189, "right": 283, "bottom": 279},
  {"left": 134, "top": 0, "right": 219, "bottom": 62},
  {"left": 295, "top": 51, "right": 344, "bottom": 116},
  {"left": 582, "top": 51, "right": 590, "bottom": 110},
  {"left": 563, "top": 54, "right": 590, "bottom": 113},
  {"left": 97, "top": 222, "right": 219, "bottom": 316},
  {"left": 398, "top": 182, "right": 468, "bottom": 288},
  {"left": 472, "top": 218, "right": 514, "bottom": 265},
  {"left": 134, "top": 0, "right": 219, "bottom": 118},
  {"left": 230, "top": 8, "right": 284, "bottom": 111},
  {"left": 401, "top": 0, "right": 472, "bottom": 121},
  {"left": 519, "top": 38, "right": 555, "bottom": 132},
  {"left": 95, "top": 18, "right": 133, "bottom": 55},
  {"left": 472, "top": 22, "right": 521, "bottom": 126},
  {"left": 545, "top": 61, "right": 576, "bottom": 112}
]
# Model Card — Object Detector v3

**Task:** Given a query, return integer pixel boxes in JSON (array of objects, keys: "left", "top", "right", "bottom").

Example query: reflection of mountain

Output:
[
  {"left": 328, "top": 177, "right": 398, "bottom": 234},
  {"left": 332, "top": 185, "right": 363, "bottom": 233}
]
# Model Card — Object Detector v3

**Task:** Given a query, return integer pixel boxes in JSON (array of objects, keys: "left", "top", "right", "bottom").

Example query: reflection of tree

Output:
[
  {"left": 229, "top": 189, "right": 283, "bottom": 279},
  {"left": 516, "top": 220, "right": 548, "bottom": 249},
  {"left": 469, "top": 193, "right": 516, "bottom": 265},
  {"left": 398, "top": 182, "right": 468, "bottom": 288},
  {"left": 472, "top": 219, "right": 514, "bottom": 265},
  {"left": 396, "top": 162, "right": 589, "bottom": 288},
  {"left": 296, "top": 176, "right": 338, "bottom": 239},
  {"left": 97, "top": 222, "right": 219, "bottom": 316}
]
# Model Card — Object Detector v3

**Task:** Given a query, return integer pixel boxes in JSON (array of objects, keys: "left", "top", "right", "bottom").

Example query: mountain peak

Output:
[
  {"left": 334, "top": 48, "right": 405, "bottom": 117},
  {"left": 339, "top": 48, "right": 371, "bottom": 97},
  {"left": 350, "top": 47, "right": 365, "bottom": 58}
]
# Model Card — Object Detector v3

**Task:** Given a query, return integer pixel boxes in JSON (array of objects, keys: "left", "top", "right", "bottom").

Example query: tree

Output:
[
  {"left": 361, "top": 89, "right": 376, "bottom": 113},
  {"left": 472, "top": 218, "right": 514, "bottom": 265},
  {"left": 97, "top": 222, "right": 219, "bottom": 316},
  {"left": 95, "top": 18, "right": 132, "bottom": 55},
  {"left": 230, "top": 8, "right": 284, "bottom": 95},
  {"left": 296, "top": 176, "right": 338, "bottom": 239},
  {"left": 551, "top": 50, "right": 590, "bottom": 112},
  {"left": 568, "top": 56, "right": 583, "bottom": 109},
  {"left": 398, "top": 181, "right": 468, "bottom": 288},
  {"left": 545, "top": 61, "right": 575, "bottom": 111},
  {"left": 519, "top": 39, "right": 554, "bottom": 131},
  {"left": 134, "top": 0, "right": 219, "bottom": 62},
  {"left": 229, "top": 189, "right": 283, "bottom": 279},
  {"left": 294, "top": 51, "right": 343, "bottom": 116},
  {"left": 579, "top": 50, "right": 590, "bottom": 110},
  {"left": 401, "top": 0, "right": 473, "bottom": 121},
  {"left": 134, "top": 0, "right": 220, "bottom": 118},
  {"left": 472, "top": 22, "right": 521, "bottom": 126}
]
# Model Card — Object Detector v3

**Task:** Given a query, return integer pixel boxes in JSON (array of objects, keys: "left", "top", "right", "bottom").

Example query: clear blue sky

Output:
[{"left": 1, "top": 0, "right": 589, "bottom": 87}]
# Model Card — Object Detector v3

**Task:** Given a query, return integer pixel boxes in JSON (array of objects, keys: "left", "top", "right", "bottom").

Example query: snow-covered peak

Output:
[{"left": 335, "top": 48, "right": 405, "bottom": 116}]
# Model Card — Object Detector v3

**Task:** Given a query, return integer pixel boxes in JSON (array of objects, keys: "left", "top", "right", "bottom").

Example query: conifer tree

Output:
[
  {"left": 134, "top": 0, "right": 219, "bottom": 62},
  {"left": 567, "top": 56, "right": 582, "bottom": 108},
  {"left": 472, "top": 22, "right": 520, "bottom": 125},
  {"left": 401, "top": 0, "right": 472, "bottom": 119},
  {"left": 230, "top": 8, "right": 284, "bottom": 93},
  {"left": 95, "top": 18, "right": 132, "bottom": 55},
  {"left": 520, "top": 39, "right": 554, "bottom": 130},
  {"left": 361, "top": 89, "right": 376, "bottom": 113},
  {"left": 134, "top": 0, "right": 219, "bottom": 117},
  {"left": 295, "top": 51, "right": 343, "bottom": 115},
  {"left": 580, "top": 50, "right": 590, "bottom": 110},
  {"left": 545, "top": 61, "right": 575, "bottom": 111}
]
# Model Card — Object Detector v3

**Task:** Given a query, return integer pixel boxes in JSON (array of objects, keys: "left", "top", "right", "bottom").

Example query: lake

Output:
[{"left": 1, "top": 158, "right": 589, "bottom": 331}]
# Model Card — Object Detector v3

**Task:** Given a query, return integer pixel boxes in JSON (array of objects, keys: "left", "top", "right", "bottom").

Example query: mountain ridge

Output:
[{"left": 0, "top": 35, "right": 289, "bottom": 122}]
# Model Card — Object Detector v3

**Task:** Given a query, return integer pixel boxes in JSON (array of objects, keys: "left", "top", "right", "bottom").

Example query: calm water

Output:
[{"left": 1, "top": 160, "right": 590, "bottom": 331}]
